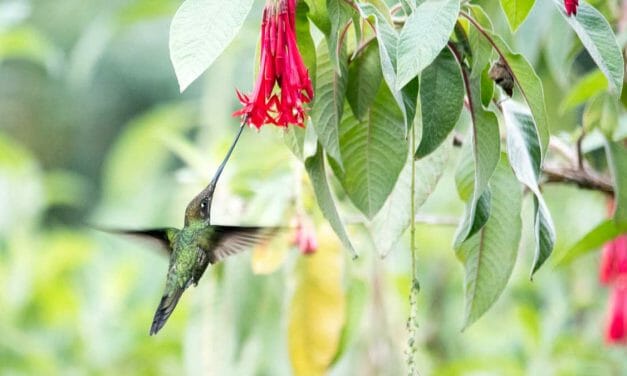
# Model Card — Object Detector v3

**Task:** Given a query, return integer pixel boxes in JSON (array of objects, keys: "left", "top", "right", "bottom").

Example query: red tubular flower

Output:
[
  {"left": 606, "top": 277, "right": 627, "bottom": 343},
  {"left": 564, "top": 0, "right": 579, "bottom": 16},
  {"left": 233, "top": 0, "right": 313, "bottom": 129}
]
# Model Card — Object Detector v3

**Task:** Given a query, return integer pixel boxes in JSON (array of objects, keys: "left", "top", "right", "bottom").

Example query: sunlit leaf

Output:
[
  {"left": 169, "top": 0, "right": 254, "bottom": 91},
  {"left": 396, "top": 0, "right": 460, "bottom": 90},
  {"left": 556, "top": 219, "right": 622, "bottom": 265},
  {"left": 560, "top": 70, "right": 608, "bottom": 112},
  {"left": 499, "top": 0, "right": 535, "bottom": 32},
  {"left": 553, "top": 0, "right": 624, "bottom": 94}
]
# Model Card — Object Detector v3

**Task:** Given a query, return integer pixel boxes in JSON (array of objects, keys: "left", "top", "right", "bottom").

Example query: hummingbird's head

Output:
[{"left": 184, "top": 189, "right": 211, "bottom": 225}]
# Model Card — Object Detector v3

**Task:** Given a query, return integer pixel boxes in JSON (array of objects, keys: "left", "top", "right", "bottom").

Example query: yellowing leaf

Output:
[
  {"left": 288, "top": 225, "right": 346, "bottom": 376},
  {"left": 251, "top": 232, "right": 290, "bottom": 275}
]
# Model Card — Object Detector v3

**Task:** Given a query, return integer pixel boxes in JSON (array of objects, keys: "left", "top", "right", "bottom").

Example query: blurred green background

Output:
[{"left": 1, "top": 0, "right": 626, "bottom": 374}]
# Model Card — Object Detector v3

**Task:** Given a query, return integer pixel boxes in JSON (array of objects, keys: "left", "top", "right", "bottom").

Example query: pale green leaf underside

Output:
[
  {"left": 169, "top": 0, "right": 254, "bottom": 91},
  {"left": 457, "top": 155, "right": 522, "bottom": 328},
  {"left": 499, "top": 0, "right": 535, "bottom": 32}
]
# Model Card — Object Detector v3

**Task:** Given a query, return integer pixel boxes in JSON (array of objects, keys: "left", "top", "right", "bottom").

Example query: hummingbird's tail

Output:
[{"left": 150, "top": 285, "right": 186, "bottom": 335}]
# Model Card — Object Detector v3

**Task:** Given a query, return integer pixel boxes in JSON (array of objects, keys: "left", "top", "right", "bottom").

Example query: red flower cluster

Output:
[
  {"left": 233, "top": 0, "right": 313, "bottom": 129},
  {"left": 600, "top": 200, "right": 627, "bottom": 344},
  {"left": 293, "top": 215, "right": 317, "bottom": 255},
  {"left": 564, "top": 0, "right": 579, "bottom": 16}
]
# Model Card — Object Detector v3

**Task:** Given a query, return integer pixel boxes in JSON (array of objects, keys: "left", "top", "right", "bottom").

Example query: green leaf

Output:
[
  {"left": 605, "top": 139, "right": 627, "bottom": 230},
  {"left": 560, "top": 70, "right": 608, "bottom": 112},
  {"left": 305, "top": 144, "right": 357, "bottom": 257},
  {"left": 304, "top": 0, "right": 331, "bottom": 34},
  {"left": 583, "top": 93, "right": 619, "bottom": 136},
  {"left": 296, "top": 0, "right": 317, "bottom": 87},
  {"left": 396, "top": 0, "right": 460, "bottom": 90},
  {"left": 489, "top": 34, "right": 550, "bottom": 160},
  {"left": 311, "top": 40, "right": 348, "bottom": 169},
  {"left": 334, "top": 85, "right": 408, "bottom": 218},
  {"left": 371, "top": 134, "right": 450, "bottom": 256},
  {"left": 467, "top": 5, "right": 494, "bottom": 77},
  {"left": 499, "top": 0, "right": 535, "bottom": 32},
  {"left": 169, "top": 0, "right": 254, "bottom": 91},
  {"left": 457, "top": 155, "right": 522, "bottom": 329},
  {"left": 327, "top": 0, "right": 355, "bottom": 73},
  {"left": 502, "top": 101, "right": 556, "bottom": 275},
  {"left": 284, "top": 126, "right": 306, "bottom": 160},
  {"left": 347, "top": 42, "right": 383, "bottom": 121},
  {"left": 357, "top": 3, "right": 418, "bottom": 130},
  {"left": 416, "top": 48, "right": 464, "bottom": 158},
  {"left": 553, "top": 0, "right": 624, "bottom": 94},
  {"left": 454, "top": 74, "right": 501, "bottom": 246},
  {"left": 556, "top": 220, "right": 622, "bottom": 265}
]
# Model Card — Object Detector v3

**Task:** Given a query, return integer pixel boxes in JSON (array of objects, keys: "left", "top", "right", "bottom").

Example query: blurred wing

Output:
[
  {"left": 208, "top": 226, "right": 277, "bottom": 264},
  {"left": 96, "top": 227, "right": 178, "bottom": 257}
]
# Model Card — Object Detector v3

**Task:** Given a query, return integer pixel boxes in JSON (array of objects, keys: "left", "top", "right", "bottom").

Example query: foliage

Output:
[{"left": 2, "top": 0, "right": 627, "bottom": 374}]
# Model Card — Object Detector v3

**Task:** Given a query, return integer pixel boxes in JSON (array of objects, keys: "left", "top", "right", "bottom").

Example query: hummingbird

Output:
[{"left": 103, "top": 122, "right": 276, "bottom": 335}]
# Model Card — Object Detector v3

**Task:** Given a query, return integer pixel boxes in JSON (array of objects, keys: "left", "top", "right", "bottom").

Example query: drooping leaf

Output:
[
  {"left": 556, "top": 220, "right": 622, "bottom": 265},
  {"left": 305, "top": 144, "right": 357, "bottom": 257},
  {"left": 304, "top": 0, "right": 331, "bottom": 34},
  {"left": 357, "top": 3, "right": 419, "bottom": 130},
  {"left": 560, "top": 70, "right": 608, "bottom": 112},
  {"left": 284, "top": 126, "right": 306, "bottom": 161},
  {"left": 553, "top": 0, "right": 624, "bottom": 94},
  {"left": 605, "top": 140, "right": 627, "bottom": 230},
  {"left": 169, "top": 0, "right": 254, "bottom": 91},
  {"left": 371, "top": 134, "right": 450, "bottom": 256},
  {"left": 499, "top": 0, "right": 536, "bottom": 32},
  {"left": 395, "top": 0, "right": 460, "bottom": 90},
  {"left": 488, "top": 34, "right": 550, "bottom": 160},
  {"left": 457, "top": 155, "right": 522, "bottom": 329},
  {"left": 296, "top": 0, "right": 317, "bottom": 87},
  {"left": 347, "top": 42, "right": 383, "bottom": 121},
  {"left": 415, "top": 48, "right": 464, "bottom": 158},
  {"left": 288, "top": 225, "right": 346, "bottom": 375},
  {"left": 334, "top": 85, "right": 407, "bottom": 219},
  {"left": 454, "top": 74, "right": 501, "bottom": 246},
  {"left": 311, "top": 40, "right": 348, "bottom": 168},
  {"left": 467, "top": 5, "right": 494, "bottom": 77},
  {"left": 502, "top": 101, "right": 556, "bottom": 275}
]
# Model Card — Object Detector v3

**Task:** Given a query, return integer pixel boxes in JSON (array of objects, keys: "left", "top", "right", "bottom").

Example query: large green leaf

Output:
[
  {"left": 305, "top": 145, "right": 357, "bottom": 257},
  {"left": 371, "top": 134, "right": 450, "bottom": 256},
  {"left": 415, "top": 48, "right": 464, "bottom": 158},
  {"left": 396, "top": 0, "right": 460, "bottom": 90},
  {"left": 605, "top": 140, "right": 627, "bottom": 230},
  {"left": 467, "top": 5, "right": 494, "bottom": 77},
  {"left": 311, "top": 40, "right": 348, "bottom": 169},
  {"left": 304, "top": 0, "right": 331, "bottom": 34},
  {"left": 454, "top": 74, "right": 501, "bottom": 246},
  {"left": 499, "top": 0, "right": 535, "bottom": 32},
  {"left": 556, "top": 220, "right": 622, "bottom": 265},
  {"left": 334, "top": 85, "right": 407, "bottom": 218},
  {"left": 347, "top": 42, "right": 383, "bottom": 121},
  {"left": 553, "top": 0, "right": 624, "bottom": 94},
  {"left": 502, "top": 101, "right": 556, "bottom": 275},
  {"left": 169, "top": 0, "right": 254, "bottom": 91},
  {"left": 326, "top": 0, "right": 355, "bottom": 73},
  {"left": 457, "top": 155, "right": 522, "bottom": 329},
  {"left": 357, "top": 4, "right": 418, "bottom": 130},
  {"left": 489, "top": 34, "right": 550, "bottom": 160}
]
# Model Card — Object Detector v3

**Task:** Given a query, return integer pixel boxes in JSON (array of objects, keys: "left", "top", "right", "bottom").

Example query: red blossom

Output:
[
  {"left": 293, "top": 215, "right": 317, "bottom": 255},
  {"left": 606, "top": 277, "right": 627, "bottom": 343},
  {"left": 564, "top": 0, "right": 579, "bottom": 16},
  {"left": 233, "top": 0, "right": 313, "bottom": 129}
]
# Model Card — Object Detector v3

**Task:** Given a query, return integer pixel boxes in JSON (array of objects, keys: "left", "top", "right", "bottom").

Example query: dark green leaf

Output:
[
  {"left": 416, "top": 48, "right": 464, "bottom": 158},
  {"left": 347, "top": 42, "right": 383, "bottom": 121},
  {"left": 327, "top": 0, "right": 355, "bottom": 73},
  {"left": 335, "top": 85, "right": 407, "bottom": 218}
]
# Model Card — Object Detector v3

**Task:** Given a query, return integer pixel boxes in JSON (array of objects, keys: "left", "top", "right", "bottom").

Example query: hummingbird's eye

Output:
[{"left": 199, "top": 199, "right": 208, "bottom": 217}]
